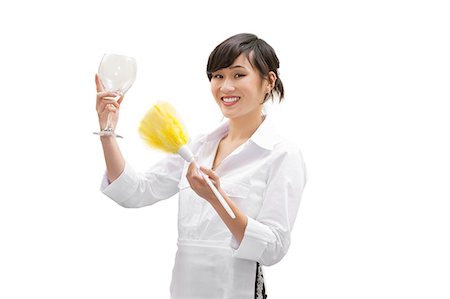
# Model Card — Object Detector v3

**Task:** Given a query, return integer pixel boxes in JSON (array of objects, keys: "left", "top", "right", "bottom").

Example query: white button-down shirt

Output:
[{"left": 101, "top": 115, "right": 307, "bottom": 298}]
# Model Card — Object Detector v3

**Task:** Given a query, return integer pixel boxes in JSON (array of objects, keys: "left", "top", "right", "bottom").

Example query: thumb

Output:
[
  {"left": 200, "top": 166, "right": 218, "bottom": 180},
  {"left": 95, "top": 73, "right": 105, "bottom": 92}
]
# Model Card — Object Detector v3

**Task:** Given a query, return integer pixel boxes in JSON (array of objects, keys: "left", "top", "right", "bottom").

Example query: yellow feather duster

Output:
[
  {"left": 138, "top": 101, "right": 236, "bottom": 219},
  {"left": 139, "top": 101, "right": 189, "bottom": 154}
]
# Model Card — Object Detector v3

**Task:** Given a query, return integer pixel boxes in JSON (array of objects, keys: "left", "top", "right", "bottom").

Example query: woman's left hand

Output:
[{"left": 186, "top": 162, "right": 221, "bottom": 203}]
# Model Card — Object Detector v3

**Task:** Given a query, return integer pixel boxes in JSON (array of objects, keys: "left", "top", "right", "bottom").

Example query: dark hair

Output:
[{"left": 206, "top": 33, "right": 284, "bottom": 103}]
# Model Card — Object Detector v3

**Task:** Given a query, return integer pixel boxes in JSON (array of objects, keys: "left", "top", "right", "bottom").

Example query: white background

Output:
[{"left": 1, "top": 0, "right": 449, "bottom": 298}]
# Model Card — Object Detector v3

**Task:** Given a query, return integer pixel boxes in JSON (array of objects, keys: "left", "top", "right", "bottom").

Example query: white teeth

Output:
[{"left": 223, "top": 97, "right": 239, "bottom": 103}]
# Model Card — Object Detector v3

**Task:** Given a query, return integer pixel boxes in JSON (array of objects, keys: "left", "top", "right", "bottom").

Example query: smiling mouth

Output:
[{"left": 221, "top": 97, "right": 240, "bottom": 105}]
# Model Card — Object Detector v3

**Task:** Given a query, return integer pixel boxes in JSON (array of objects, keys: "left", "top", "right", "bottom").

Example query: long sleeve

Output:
[
  {"left": 100, "top": 134, "right": 208, "bottom": 208},
  {"left": 231, "top": 144, "right": 307, "bottom": 266},
  {"left": 101, "top": 153, "right": 185, "bottom": 208}
]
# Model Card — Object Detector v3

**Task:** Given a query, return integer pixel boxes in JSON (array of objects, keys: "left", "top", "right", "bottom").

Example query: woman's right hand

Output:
[{"left": 95, "top": 74, "right": 124, "bottom": 131}]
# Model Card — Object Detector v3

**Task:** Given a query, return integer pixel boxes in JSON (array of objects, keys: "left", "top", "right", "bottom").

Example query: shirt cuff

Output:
[
  {"left": 100, "top": 163, "right": 139, "bottom": 205},
  {"left": 230, "top": 216, "right": 276, "bottom": 261}
]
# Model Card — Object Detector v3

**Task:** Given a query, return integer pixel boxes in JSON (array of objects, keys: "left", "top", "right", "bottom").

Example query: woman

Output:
[{"left": 96, "top": 33, "right": 307, "bottom": 299}]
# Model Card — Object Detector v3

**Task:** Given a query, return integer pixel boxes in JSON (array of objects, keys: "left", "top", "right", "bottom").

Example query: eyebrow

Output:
[{"left": 228, "top": 65, "right": 246, "bottom": 69}]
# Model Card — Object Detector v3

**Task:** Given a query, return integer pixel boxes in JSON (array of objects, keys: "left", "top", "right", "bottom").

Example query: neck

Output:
[{"left": 226, "top": 111, "right": 265, "bottom": 142}]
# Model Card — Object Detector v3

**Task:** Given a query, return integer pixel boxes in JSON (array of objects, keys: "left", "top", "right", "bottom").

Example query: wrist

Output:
[{"left": 99, "top": 134, "right": 115, "bottom": 143}]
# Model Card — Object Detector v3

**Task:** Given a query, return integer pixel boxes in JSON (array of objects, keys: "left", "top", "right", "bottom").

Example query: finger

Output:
[
  {"left": 187, "top": 162, "right": 198, "bottom": 177},
  {"left": 107, "top": 104, "right": 117, "bottom": 112},
  {"left": 98, "top": 92, "right": 122, "bottom": 105},
  {"left": 97, "top": 91, "right": 121, "bottom": 102},
  {"left": 117, "top": 95, "right": 124, "bottom": 105},
  {"left": 110, "top": 93, "right": 122, "bottom": 103},
  {"left": 98, "top": 102, "right": 118, "bottom": 114},
  {"left": 186, "top": 164, "right": 198, "bottom": 188},
  {"left": 98, "top": 98, "right": 120, "bottom": 109},
  {"left": 97, "top": 91, "right": 119, "bottom": 99},
  {"left": 103, "top": 96, "right": 121, "bottom": 103},
  {"left": 95, "top": 74, "right": 105, "bottom": 92},
  {"left": 97, "top": 93, "right": 120, "bottom": 106},
  {"left": 200, "top": 166, "right": 218, "bottom": 180},
  {"left": 188, "top": 162, "right": 204, "bottom": 182}
]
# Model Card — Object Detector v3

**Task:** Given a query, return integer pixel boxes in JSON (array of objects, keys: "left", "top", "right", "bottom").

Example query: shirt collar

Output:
[{"left": 205, "top": 114, "right": 281, "bottom": 151}]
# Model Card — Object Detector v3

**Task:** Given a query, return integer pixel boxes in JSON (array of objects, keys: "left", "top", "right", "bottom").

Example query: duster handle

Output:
[{"left": 178, "top": 145, "right": 236, "bottom": 219}]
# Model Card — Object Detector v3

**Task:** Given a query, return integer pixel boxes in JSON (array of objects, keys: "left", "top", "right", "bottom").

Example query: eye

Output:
[
  {"left": 212, "top": 74, "right": 223, "bottom": 79},
  {"left": 235, "top": 73, "right": 245, "bottom": 78}
]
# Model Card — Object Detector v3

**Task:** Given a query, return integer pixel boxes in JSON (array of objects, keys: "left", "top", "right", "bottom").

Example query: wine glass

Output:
[{"left": 93, "top": 53, "right": 137, "bottom": 138}]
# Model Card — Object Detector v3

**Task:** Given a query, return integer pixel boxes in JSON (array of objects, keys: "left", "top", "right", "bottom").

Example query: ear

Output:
[{"left": 266, "top": 71, "right": 277, "bottom": 92}]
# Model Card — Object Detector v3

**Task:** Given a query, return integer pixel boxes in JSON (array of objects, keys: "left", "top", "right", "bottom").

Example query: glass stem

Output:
[
  {"left": 105, "top": 106, "right": 113, "bottom": 131},
  {"left": 104, "top": 92, "right": 121, "bottom": 132}
]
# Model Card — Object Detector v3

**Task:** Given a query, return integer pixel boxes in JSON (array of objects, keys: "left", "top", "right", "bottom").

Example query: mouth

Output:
[{"left": 221, "top": 96, "right": 240, "bottom": 106}]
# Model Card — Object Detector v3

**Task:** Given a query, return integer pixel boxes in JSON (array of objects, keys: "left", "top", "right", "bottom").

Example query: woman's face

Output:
[{"left": 210, "top": 54, "right": 272, "bottom": 121}]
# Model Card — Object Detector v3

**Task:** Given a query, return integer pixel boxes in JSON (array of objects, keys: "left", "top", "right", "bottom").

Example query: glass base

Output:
[{"left": 93, "top": 129, "right": 123, "bottom": 138}]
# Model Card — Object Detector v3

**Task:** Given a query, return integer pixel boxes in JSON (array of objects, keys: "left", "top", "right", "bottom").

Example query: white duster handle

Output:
[{"left": 178, "top": 145, "right": 236, "bottom": 219}]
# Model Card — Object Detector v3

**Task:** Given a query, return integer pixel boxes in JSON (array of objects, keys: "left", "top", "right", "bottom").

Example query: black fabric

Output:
[{"left": 254, "top": 262, "right": 267, "bottom": 299}]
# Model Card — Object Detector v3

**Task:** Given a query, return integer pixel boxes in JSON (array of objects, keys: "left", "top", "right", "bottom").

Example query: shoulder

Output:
[
  {"left": 272, "top": 136, "right": 305, "bottom": 162},
  {"left": 268, "top": 136, "right": 307, "bottom": 181}
]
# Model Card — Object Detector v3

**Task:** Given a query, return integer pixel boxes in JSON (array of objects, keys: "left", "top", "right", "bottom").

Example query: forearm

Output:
[
  {"left": 100, "top": 136, "right": 125, "bottom": 182},
  {"left": 210, "top": 186, "right": 292, "bottom": 266},
  {"left": 210, "top": 188, "right": 248, "bottom": 243}
]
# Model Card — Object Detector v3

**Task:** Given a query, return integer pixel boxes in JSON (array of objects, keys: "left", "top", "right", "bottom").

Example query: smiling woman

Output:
[
  {"left": 97, "top": 33, "right": 307, "bottom": 299},
  {"left": 207, "top": 33, "right": 284, "bottom": 105},
  {"left": 209, "top": 54, "right": 273, "bottom": 119}
]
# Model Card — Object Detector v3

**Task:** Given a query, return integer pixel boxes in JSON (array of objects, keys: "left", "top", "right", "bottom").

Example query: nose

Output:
[{"left": 220, "top": 78, "right": 235, "bottom": 93}]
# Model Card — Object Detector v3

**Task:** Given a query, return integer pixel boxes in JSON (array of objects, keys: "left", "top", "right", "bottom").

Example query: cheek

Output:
[
  {"left": 247, "top": 77, "right": 265, "bottom": 94},
  {"left": 211, "top": 83, "right": 219, "bottom": 96}
]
